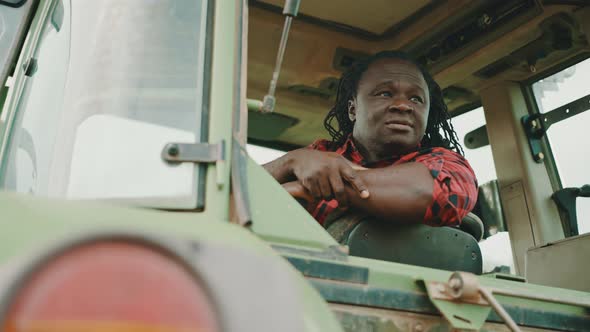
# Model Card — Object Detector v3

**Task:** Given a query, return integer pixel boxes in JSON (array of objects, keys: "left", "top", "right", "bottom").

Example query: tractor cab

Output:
[{"left": 0, "top": 0, "right": 589, "bottom": 331}]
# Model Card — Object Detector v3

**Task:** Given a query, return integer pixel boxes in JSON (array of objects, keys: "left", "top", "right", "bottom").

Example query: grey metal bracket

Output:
[
  {"left": 162, "top": 141, "right": 224, "bottom": 163},
  {"left": 424, "top": 272, "right": 522, "bottom": 332},
  {"left": 161, "top": 140, "right": 225, "bottom": 187},
  {"left": 522, "top": 93, "right": 590, "bottom": 163}
]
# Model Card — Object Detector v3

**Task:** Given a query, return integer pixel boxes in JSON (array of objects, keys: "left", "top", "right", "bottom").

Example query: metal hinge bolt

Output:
[{"left": 166, "top": 144, "right": 179, "bottom": 157}]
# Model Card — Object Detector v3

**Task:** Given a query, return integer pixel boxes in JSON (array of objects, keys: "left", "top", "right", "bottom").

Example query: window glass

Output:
[
  {"left": 479, "top": 232, "right": 514, "bottom": 274},
  {"left": 452, "top": 107, "right": 515, "bottom": 273},
  {"left": 532, "top": 57, "right": 590, "bottom": 234},
  {"left": 451, "top": 107, "right": 498, "bottom": 184},
  {"left": 2, "top": 0, "right": 209, "bottom": 209}
]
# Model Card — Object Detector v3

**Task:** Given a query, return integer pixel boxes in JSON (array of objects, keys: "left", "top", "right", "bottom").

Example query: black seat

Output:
[{"left": 326, "top": 213, "right": 483, "bottom": 274}]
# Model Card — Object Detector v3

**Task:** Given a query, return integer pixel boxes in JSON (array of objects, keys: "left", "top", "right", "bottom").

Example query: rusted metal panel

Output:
[
  {"left": 310, "top": 278, "right": 590, "bottom": 331},
  {"left": 330, "top": 303, "right": 564, "bottom": 332}
]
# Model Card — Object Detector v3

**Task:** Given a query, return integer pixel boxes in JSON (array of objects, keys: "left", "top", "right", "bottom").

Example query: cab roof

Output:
[{"left": 247, "top": 0, "right": 589, "bottom": 148}]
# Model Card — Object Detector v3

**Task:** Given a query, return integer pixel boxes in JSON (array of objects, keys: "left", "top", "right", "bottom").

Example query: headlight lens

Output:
[{"left": 3, "top": 240, "right": 220, "bottom": 332}]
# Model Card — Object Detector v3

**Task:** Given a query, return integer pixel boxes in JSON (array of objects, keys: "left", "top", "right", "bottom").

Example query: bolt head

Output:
[
  {"left": 168, "top": 144, "right": 180, "bottom": 157},
  {"left": 535, "top": 152, "right": 544, "bottom": 161}
]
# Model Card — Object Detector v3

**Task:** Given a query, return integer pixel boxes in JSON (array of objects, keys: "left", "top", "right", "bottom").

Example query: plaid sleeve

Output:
[{"left": 413, "top": 148, "right": 478, "bottom": 227}]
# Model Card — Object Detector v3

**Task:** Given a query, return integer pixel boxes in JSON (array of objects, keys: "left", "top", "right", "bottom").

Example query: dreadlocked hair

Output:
[{"left": 323, "top": 50, "right": 464, "bottom": 156}]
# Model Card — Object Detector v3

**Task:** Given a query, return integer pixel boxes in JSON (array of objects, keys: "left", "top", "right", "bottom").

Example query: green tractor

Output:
[{"left": 0, "top": 0, "right": 589, "bottom": 331}]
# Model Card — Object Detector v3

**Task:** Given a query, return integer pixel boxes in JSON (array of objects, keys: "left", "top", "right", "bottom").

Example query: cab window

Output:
[
  {"left": 531, "top": 57, "right": 590, "bottom": 235},
  {"left": 1, "top": 0, "right": 210, "bottom": 209},
  {"left": 452, "top": 106, "right": 514, "bottom": 273},
  {"left": 452, "top": 106, "right": 497, "bottom": 184}
]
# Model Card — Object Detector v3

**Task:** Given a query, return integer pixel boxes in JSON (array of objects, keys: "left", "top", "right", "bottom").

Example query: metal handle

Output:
[
  {"left": 261, "top": 0, "right": 301, "bottom": 113},
  {"left": 479, "top": 288, "right": 522, "bottom": 332}
]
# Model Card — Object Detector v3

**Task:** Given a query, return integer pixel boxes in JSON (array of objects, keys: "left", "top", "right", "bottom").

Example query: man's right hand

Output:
[{"left": 285, "top": 149, "right": 370, "bottom": 208}]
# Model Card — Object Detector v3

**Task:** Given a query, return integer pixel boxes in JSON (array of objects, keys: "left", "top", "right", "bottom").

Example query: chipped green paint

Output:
[{"left": 247, "top": 156, "right": 338, "bottom": 249}]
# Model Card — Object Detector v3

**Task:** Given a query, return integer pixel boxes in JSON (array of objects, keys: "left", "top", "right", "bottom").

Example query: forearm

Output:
[{"left": 345, "top": 163, "right": 433, "bottom": 223}]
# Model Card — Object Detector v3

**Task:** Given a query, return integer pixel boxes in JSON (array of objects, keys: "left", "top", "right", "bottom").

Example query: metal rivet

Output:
[
  {"left": 167, "top": 144, "right": 180, "bottom": 157},
  {"left": 529, "top": 64, "right": 536, "bottom": 73},
  {"left": 535, "top": 152, "right": 544, "bottom": 161},
  {"left": 566, "top": 109, "right": 570, "bottom": 113}
]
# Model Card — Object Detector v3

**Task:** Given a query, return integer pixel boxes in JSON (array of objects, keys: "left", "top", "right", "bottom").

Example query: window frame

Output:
[
  {"left": 522, "top": 52, "right": 590, "bottom": 192},
  {"left": 522, "top": 52, "right": 590, "bottom": 234}
]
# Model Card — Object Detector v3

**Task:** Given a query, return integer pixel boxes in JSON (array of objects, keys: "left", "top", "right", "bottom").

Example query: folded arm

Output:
[
  {"left": 264, "top": 148, "right": 369, "bottom": 208},
  {"left": 279, "top": 148, "right": 478, "bottom": 226},
  {"left": 284, "top": 162, "right": 433, "bottom": 224},
  {"left": 343, "top": 162, "right": 433, "bottom": 223}
]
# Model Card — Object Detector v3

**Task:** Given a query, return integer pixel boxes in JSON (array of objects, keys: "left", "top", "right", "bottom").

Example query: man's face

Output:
[{"left": 349, "top": 58, "right": 430, "bottom": 159}]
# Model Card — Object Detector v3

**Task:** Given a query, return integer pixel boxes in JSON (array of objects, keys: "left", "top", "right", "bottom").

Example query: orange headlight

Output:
[{"left": 3, "top": 240, "right": 220, "bottom": 332}]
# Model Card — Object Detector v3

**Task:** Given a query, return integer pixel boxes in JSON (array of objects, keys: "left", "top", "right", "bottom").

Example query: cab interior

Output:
[{"left": 246, "top": 0, "right": 590, "bottom": 290}]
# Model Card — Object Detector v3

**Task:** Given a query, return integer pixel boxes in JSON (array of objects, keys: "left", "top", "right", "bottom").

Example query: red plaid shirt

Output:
[{"left": 308, "top": 137, "right": 478, "bottom": 227}]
